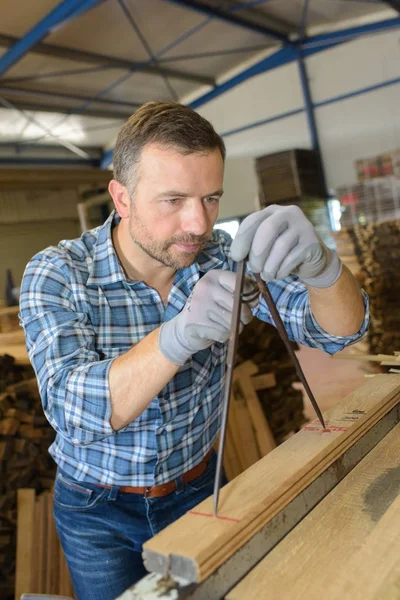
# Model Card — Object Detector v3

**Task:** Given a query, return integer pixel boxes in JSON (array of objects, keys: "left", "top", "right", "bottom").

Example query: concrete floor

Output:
[{"left": 295, "top": 344, "right": 373, "bottom": 422}]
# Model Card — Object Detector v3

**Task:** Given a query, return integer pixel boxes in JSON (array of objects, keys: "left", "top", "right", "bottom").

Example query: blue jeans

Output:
[{"left": 53, "top": 451, "right": 224, "bottom": 600}]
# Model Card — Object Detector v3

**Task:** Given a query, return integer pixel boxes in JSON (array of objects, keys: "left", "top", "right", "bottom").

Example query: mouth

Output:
[{"left": 174, "top": 243, "right": 201, "bottom": 252}]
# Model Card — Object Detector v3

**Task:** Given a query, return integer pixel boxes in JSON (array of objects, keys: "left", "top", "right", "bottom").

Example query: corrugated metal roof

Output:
[{"left": 0, "top": 0, "right": 396, "bottom": 164}]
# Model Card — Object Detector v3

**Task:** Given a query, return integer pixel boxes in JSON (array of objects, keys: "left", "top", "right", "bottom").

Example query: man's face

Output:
[{"left": 127, "top": 144, "right": 224, "bottom": 269}]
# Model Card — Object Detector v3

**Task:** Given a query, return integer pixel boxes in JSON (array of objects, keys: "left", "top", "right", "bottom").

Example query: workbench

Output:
[{"left": 116, "top": 374, "right": 400, "bottom": 600}]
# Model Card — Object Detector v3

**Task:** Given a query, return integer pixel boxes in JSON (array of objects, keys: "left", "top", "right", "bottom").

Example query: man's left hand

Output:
[{"left": 231, "top": 205, "right": 342, "bottom": 288}]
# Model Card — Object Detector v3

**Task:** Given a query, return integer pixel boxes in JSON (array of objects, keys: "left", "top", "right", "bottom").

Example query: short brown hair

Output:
[{"left": 113, "top": 101, "right": 226, "bottom": 192}]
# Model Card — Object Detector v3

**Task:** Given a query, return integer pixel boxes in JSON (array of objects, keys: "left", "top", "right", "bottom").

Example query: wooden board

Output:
[
  {"left": 327, "top": 494, "right": 400, "bottom": 600},
  {"left": 0, "top": 330, "right": 25, "bottom": 345},
  {"left": 0, "top": 344, "right": 30, "bottom": 364},
  {"left": 251, "top": 372, "right": 276, "bottom": 391},
  {"left": 227, "top": 422, "right": 400, "bottom": 599},
  {"left": 143, "top": 374, "right": 400, "bottom": 583},
  {"left": 15, "top": 489, "right": 35, "bottom": 600},
  {"left": 236, "top": 372, "right": 276, "bottom": 457}
]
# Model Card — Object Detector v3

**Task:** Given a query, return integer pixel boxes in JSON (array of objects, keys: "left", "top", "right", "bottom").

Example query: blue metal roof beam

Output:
[
  {"left": 101, "top": 14, "right": 400, "bottom": 169},
  {"left": 189, "top": 16, "right": 400, "bottom": 109},
  {"left": 163, "top": 0, "right": 290, "bottom": 43},
  {"left": 0, "top": 0, "right": 106, "bottom": 78},
  {"left": 301, "top": 16, "right": 400, "bottom": 51}
]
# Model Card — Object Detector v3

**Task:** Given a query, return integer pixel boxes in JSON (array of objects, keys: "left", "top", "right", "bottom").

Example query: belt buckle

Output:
[{"left": 144, "top": 486, "right": 153, "bottom": 498}]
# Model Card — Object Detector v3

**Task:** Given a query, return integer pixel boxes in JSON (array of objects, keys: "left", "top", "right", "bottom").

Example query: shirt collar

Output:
[
  {"left": 87, "top": 210, "right": 127, "bottom": 287},
  {"left": 87, "top": 210, "right": 224, "bottom": 288}
]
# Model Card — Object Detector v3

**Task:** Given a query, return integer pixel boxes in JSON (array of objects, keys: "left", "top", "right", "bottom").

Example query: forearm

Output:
[
  {"left": 307, "top": 265, "right": 365, "bottom": 337},
  {"left": 109, "top": 327, "right": 180, "bottom": 430}
]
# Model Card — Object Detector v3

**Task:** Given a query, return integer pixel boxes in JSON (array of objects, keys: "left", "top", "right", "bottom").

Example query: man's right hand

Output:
[{"left": 158, "top": 269, "right": 254, "bottom": 365}]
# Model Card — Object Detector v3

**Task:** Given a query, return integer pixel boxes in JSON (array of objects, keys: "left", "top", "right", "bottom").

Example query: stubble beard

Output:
[{"left": 128, "top": 209, "right": 210, "bottom": 270}]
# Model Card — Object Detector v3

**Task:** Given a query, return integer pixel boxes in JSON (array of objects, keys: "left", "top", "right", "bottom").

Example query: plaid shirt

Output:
[{"left": 19, "top": 211, "right": 369, "bottom": 486}]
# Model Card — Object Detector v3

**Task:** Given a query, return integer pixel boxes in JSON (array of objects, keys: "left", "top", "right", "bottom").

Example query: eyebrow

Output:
[{"left": 157, "top": 189, "right": 224, "bottom": 199}]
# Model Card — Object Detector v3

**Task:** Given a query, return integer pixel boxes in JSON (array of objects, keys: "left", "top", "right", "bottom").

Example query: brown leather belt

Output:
[{"left": 96, "top": 449, "right": 213, "bottom": 498}]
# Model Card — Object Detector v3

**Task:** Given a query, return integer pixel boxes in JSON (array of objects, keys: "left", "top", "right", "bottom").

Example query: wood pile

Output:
[
  {"left": 0, "top": 356, "right": 56, "bottom": 600},
  {"left": 255, "top": 149, "right": 325, "bottom": 204},
  {"left": 333, "top": 220, "right": 400, "bottom": 356},
  {"left": 237, "top": 319, "right": 306, "bottom": 446},
  {"left": 349, "top": 220, "right": 400, "bottom": 355},
  {"left": 15, "top": 489, "right": 74, "bottom": 599}
]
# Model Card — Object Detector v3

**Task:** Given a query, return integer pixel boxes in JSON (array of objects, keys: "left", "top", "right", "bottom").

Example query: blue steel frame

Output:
[
  {"left": 101, "top": 12, "right": 400, "bottom": 167},
  {"left": 163, "top": 0, "right": 290, "bottom": 43},
  {"left": 0, "top": 0, "right": 105, "bottom": 78},
  {"left": 3, "top": 0, "right": 397, "bottom": 167}
]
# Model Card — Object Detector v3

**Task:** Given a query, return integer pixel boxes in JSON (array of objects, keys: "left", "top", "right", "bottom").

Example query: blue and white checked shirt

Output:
[{"left": 19, "top": 210, "right": 369, "bottom": 486}]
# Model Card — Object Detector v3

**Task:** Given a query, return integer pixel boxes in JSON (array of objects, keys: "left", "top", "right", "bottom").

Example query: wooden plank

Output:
[
  {"left": 0, "top": 330, "right": 25, "bottom": 345},
  {"left": 233, "top": 360, "right": 258, "bottom": 378},
  {"left": 235, "top": 372, "right": 276, "bottom": 457},
  {"left": 327, "top": 495, "right": 400, "bottom": 600},
  {"left": 0, "top": 168, "right": 112, "bottom": 188},
  {"left": 0, "top": 305, "right": 19, "bottom": 317},
  {"left": 223, "top": 427, "right": 241, "bottom": 482},
  {"left": 30, "top": 496, "right": 40, "bottom": 594},
  {"left": 37, "top": 493, "right": 48, "bottom": 593},
  {"left": 45, "top": 493, "right": 60, "bottom": 594},
  {"left": 229, "top": 379, "right": 260, "bottom": 470},
  {"left": 142, "top": 374, "right": 400, "bottom": 583},
  {"left": 251, "top": 372, "right": 276, "bottom": 391},
  {"left": 15, "top": 489, "right": 35, "bottom": 600},
  {"left": 227, "top": 423, "right": 400, "bottom": 600},
  {"left": 0, "top": 344, "right": 30, "bottom": 364}
]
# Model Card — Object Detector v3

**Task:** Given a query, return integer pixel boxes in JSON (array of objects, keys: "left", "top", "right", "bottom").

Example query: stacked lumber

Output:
[
  {"left": 334, "top": 349, "right": 400, "bottom": 373},
  {"left": 348, "top": 220, "right": 400, "bottom": 355},
  {"left": 15, "top": 489, "right": 74, "bottom": 599},
  {"left": 255, "top": 149, "right": 325, "bottom": 204},
  {"left": 237, "top": 319, "right": 306, "bottom": 444},
  {"left": 222, "top": 361, "right": 276, "bottom": 481},
  {"left": 0, "top": 358, "right": 56, "bottom": 600},
  {"left": 143, "top": 374, "right": 400, "bottom": 584}
]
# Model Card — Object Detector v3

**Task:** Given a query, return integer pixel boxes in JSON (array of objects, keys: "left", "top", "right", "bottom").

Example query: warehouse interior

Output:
[{"left": 1, "top": 1, "right": 400, "bottom": 599}]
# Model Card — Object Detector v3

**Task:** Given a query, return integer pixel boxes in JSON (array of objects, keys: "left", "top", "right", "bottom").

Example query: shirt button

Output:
[
  {"left": 164, "top": 393, "right": 170, "bottom": 401},
  {"left": 159, "top": 466, "right": 164, "bottom": 474},
  {"left": 161, "top": 429, "right": 167, "bottom": 436}
]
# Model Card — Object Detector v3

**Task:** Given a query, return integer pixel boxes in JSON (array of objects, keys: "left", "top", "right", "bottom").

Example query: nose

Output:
[{"left": 181, "top": 200, "right": 209, "bottom": 235}]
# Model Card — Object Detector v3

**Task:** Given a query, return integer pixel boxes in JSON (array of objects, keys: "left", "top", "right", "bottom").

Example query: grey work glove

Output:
[
  {"left": 231, "top": 205, "right": 342, "bottom": 288},
  {"left": 159, "top": 270, "right": 254, "bottom": 365}
]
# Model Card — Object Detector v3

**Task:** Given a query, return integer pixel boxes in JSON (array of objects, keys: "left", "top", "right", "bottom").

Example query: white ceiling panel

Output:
[
  {"left": 46, "top": 0, "right": 201, "bottom": 62},
  {"left": 103, "top": 69, "right": 199, "bottom": 104},
  {"left": 256, "top": 0, "right": 394, "bottom": 30}
]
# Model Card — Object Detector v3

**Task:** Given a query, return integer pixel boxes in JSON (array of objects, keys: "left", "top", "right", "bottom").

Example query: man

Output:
[{"left": 19, "top": 101, "right": 368, "bottom": 600}]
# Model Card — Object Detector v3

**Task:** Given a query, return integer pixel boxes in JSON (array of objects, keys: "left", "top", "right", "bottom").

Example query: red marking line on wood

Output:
[
  {"left": 188, "top": 510, "right": 241, "bottom": 523},
  {"left": 303, "top": 423, "right": 350, "bottom": 433}
]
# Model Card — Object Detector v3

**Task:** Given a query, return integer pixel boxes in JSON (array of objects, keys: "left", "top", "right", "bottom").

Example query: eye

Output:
[
  {"left": 167, "top": 198, "right": 181, "bottom": 205},
  {"left": 204, "top": 197, "right": 219, "bottom": 205}
]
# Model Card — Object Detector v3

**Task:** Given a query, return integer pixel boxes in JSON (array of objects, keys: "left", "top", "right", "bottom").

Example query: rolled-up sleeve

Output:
[
  {"left": 19, "top": 255, "right": 115, "bottom": 446},
  {"left": 253, "top": 276, "right": 370, "bottom": 355}
]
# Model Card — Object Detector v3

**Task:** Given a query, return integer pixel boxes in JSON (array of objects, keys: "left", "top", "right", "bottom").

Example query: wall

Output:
[
  {"left": 194, "top": 27, "right": 400, "bottom": 218},
  {"left": 219, "top": 156, "right": 259, "bottom": 220},
  {"left": 0, "top": 189, "right": 82, "bottom": 304}
]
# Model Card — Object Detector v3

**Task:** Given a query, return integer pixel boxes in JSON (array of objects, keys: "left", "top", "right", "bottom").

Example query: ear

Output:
[{"left": 108, "top": 179, "right": 131, "bottom": 219}]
